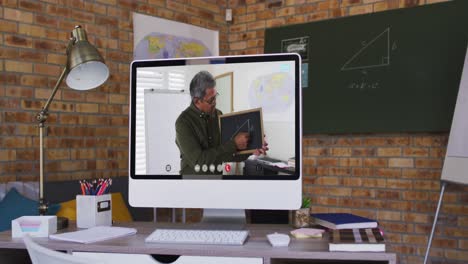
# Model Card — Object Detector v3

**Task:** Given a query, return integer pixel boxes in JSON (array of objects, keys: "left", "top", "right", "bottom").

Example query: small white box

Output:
[
  {"left": 12, "top": 216, "right": 57, "bottom": 238},
  {"left": 76, "top": 194, "right": 112, "bottom": 228}
]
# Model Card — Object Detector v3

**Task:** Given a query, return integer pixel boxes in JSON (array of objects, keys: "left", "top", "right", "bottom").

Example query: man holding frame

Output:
[{"left": 175, "top": 71, "right": 268, "bottom": 175}]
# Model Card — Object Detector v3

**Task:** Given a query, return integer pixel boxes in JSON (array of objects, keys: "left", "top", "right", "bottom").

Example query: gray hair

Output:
[{"left": 189, "top": 71, "right": 216, "bottom": 99}]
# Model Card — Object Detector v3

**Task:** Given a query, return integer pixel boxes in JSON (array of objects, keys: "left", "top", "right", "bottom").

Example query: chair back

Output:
[{"left": 23, "top": 235, "right": 106, "bottom": 264}]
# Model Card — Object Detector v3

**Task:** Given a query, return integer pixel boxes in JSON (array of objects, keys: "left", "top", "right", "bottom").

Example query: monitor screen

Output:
[{"left": 129, "top": 54, "right": 302, "bottom": 210}]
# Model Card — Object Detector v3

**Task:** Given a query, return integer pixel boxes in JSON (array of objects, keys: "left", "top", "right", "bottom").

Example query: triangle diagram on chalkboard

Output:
[
  {"left": 341, "top": 28, "right": 390, "bottom": 71},
  {"left": 230, "top": 119, "right": 252, "bottom": 140}
]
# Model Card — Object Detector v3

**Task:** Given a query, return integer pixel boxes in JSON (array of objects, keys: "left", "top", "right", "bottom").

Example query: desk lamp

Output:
[{"left": 36, "top": 25, "right": 109, "bottom": 215}]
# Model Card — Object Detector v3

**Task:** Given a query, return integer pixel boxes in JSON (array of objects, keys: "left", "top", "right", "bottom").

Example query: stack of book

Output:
[{"left": 311, "top": 213, "right": 385, "bottom": 252}]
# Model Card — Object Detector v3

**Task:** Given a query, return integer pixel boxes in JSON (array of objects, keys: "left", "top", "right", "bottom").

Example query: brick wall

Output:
[
  {"left": 0, "top": 0, "right": 226, "bottom": 183},
  {"left": 1, "top": 0, "right": 466, "bottom": 263}
]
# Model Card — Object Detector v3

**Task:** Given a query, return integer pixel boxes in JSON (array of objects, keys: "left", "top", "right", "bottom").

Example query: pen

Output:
[
  {"left": 80, "top": 181, "right": 85, "bottom": 195},
  {"left": 101, "top": 178, "right": 112, "bottom": 195},
  {"left": 85, "top": 181, "right": 91, "bottom": 195},
  {"left": 94, "top": 179, "right": 102, "bottom": 195},
  {"left": 104, "top": 178, "right": 112, "bottom": 194},
  {"left": 92, "top": 179, "right": 97, "bottom": 195},
  {"left": 97, "top": 180, "right": 107, "bottom": 196}
]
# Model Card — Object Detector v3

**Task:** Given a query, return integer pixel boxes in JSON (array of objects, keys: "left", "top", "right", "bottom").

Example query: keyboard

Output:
[{"left": 145, "top": 228, "right": 249, "bottom": 245}]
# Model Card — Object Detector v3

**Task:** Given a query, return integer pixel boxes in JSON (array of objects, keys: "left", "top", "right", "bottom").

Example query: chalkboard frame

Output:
[{"left": 219, "top": 108, "right": 264, "bottom": 154}]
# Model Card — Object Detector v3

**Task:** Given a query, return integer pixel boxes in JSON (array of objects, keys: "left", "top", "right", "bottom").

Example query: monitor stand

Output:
[{"left": 199, "top": 209, "right": 246, "bottom": 230}]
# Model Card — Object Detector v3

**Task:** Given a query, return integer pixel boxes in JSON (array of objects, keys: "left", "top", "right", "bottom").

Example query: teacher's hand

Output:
[{"left": 254, "top": 137, "right": 269, "bottom": 156}]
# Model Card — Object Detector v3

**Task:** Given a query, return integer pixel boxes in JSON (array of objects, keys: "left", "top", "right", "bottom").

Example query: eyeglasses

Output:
[{"left": 201, "top": 92, "right": 219, "bottom": 105}]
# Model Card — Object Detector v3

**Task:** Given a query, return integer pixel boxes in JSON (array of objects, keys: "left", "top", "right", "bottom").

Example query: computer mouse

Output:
[{"left": 267, "top": 232, "right": 290, "bottom": 247}]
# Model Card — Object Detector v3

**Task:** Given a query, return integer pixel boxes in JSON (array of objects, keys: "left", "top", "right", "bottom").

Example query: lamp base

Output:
[{"left": 57, "top": 216, "right": 69, "bottom": 230}]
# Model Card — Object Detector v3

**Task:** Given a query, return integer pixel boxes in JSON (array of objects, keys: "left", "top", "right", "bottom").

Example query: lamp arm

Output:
[
  {"left": 36, "top": 67, "right": 69, "bottom": 215},
  {"left": 36, "top": 38, "right": 74, "bottom": 215},
  {"left": 37, "top": 36, "right": 75, "bottom": 121},
  {"left": 37, "top": 67, "right": 68, "bottom": 122}
]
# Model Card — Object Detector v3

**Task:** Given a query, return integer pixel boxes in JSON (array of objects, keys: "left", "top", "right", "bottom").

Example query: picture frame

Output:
[{"left": 218, "top": 108, "right": 264, "bottom": 154}]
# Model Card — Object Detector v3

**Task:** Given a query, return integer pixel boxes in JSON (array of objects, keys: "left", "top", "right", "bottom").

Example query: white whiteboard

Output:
[
  {"left": 144, "top": 90, "right": 191, "bottom": 175},
  {"left": 441, "top": 47, "right": 468, "bottom": 185}
]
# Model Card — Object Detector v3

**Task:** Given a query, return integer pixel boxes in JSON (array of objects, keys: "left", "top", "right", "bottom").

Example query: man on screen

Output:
[{"left": 175, "top": 71, "right": 267, "bottom": 175}]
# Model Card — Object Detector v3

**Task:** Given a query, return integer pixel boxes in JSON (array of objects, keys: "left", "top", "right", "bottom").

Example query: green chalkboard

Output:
[{"left": 265, "top": 1, "right": 467, "bottom": 133}]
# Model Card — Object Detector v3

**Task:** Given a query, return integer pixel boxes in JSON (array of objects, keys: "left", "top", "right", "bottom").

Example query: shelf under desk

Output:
[{"left": 0, "top": 222, "right": 396, "bottom": 264}]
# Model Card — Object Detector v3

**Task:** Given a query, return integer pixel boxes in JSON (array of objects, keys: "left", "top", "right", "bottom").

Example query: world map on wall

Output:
[
  {"left": 134, "top": 33, "right": 212, "bottom": 59},
  {"left": 249, "top": 72, "right": 294, "bottom": 112}
]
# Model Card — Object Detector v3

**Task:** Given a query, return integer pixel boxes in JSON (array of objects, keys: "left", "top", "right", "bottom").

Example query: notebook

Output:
[
  {"left": 49, "top": 226, "right": 137, "bottom": 244},
  {"left": 329, "top": 228, "right": 385, "bottom": 252},
  {"left": 311, "top": 213, "right": 377, "bottom": 229}
]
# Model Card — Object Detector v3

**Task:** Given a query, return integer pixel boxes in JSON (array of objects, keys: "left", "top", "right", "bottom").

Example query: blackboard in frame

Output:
[
  {"left": 265, "top": 1, "right": 467, "bottom": 133},
  {"left": 219, "top": 108, "right": 264, "bottom": 154}
]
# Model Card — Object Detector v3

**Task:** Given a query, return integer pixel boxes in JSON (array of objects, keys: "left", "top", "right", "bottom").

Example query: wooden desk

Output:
[{"left": 0, "top": 222, "right": 397, "bottom": 264}]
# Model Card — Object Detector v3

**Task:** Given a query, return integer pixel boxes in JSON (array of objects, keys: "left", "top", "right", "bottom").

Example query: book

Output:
[
  {"left": 329, "top": 228, "right": 385, "bottom": 252},
  {"left": 49, "top": 226, "right": 137, "bottom": 244},
  {"left": 290, "top": 228, "right": 325, "bottom": 238},
  {"left": 311, "top": 213, "right": 378, "bottom": 229}
]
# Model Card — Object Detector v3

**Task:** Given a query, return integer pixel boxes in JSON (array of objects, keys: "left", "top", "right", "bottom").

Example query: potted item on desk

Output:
[{"left": 292, "top": 197, "right": 311, "bottom": 228}]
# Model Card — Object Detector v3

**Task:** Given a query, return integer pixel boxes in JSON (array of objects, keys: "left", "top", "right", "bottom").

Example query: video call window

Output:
[{"left": 131, "top": 57, "right": 299, "bottom": 180}]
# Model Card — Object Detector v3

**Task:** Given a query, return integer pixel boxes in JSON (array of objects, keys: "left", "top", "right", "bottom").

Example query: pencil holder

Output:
[{"left": 76, "top": 194, "right": 112, "bottom": 228}]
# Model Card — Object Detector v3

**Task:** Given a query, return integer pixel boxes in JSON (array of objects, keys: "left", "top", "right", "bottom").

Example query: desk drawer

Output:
[{"left": 73, "top": 252, "right": 262, "bottom": 264}]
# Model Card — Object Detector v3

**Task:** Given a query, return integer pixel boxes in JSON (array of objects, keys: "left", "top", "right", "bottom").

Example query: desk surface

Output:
[{"left": 0, "top": 222, "right": 396, "bottom": 264}]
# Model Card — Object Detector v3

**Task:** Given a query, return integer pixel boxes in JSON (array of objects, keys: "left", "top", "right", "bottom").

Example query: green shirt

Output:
[{"left": 175, "top": 103, "right": 247, "bottom": 175}]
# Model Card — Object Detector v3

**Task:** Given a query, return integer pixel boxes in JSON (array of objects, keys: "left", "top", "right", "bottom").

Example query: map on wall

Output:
[
  {"left": 133, "top": 13, "right": 219, "bottom": 60},
  {"left": 135, "top": 33, "right": 212, "bottom": 59},
  {"left": 248, "top": 72, "right": 294, "bottom": 122},
  {"left": 249, "top": 72, "right": 294, "bottom": 112}
]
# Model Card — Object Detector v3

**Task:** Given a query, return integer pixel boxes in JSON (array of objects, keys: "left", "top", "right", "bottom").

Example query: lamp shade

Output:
[{"left": 65, "top": 26, "right": 109, "bottom": 90}]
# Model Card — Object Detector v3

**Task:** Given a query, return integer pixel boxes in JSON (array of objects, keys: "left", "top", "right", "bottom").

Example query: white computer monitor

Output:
[{"left": 129, "top": 54, "right": 302, "bottom": 219}]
